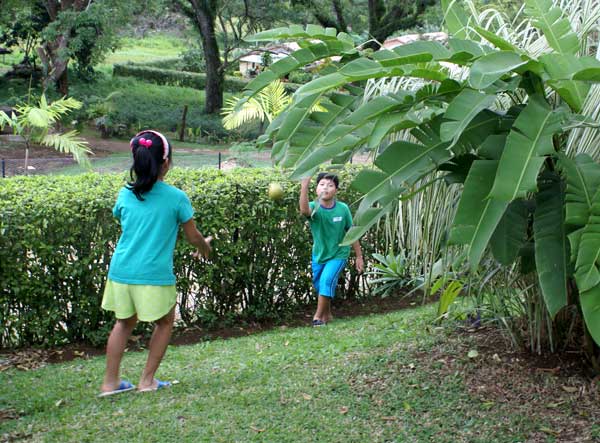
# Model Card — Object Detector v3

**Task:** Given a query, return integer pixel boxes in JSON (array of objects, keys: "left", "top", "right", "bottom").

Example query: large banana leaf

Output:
[
  {"left": 240, "top": 38, "right": 356, "bottom": 101},
  {"left": 447, "top": 38, "right": 494, "bottom": 64},
  {"left": 373, "top": 41, "right": 452, "bottom": 66},
  {"left": 524, "top": 0, "right": 579, "bottom": 55},
  {"left": 580, "top": 286, "right": 600, "bottom": 346},
  {"left": 449, "top": 160, "right": 509, "bottom": 271},
  {"left": 490, "top": 199, "right": 529, "bottom": 266},
  {"left": 573, "top": 186, "right": 600, "bottom": 292},
  {"left": 441, "top": 0, "right": 475, "bottom": 40},
  {"left": 268, "top": 91, "right": 360, "bottom": 169},
  {"left": 559, "top": 153, "right": 600, "bottom": 226},
  {"left": 533, "top": 172, "right": 568, "bottom": 318},
  {"left": 489, "top": 96, "right": 565, "bottom": 201},
  {"left": 440, "top": 89, "right": 496, "bottom": 148},
  {"left": 469, "top": 51, "right": 527, "bottom": 89},
  {"left": 567, "top": 155, "right": 600, "bottom": 347},
  {"left": 246, "top": 24, "right": 351, "bottom": 43},
  {"left": 540, "top": 54, "right": 592, "bottom": 112},
  {"left": 473, "top": 27, "right": 519, "bottom": 52},
  {"left": 343, "top": 123, "right": 452, "bottom": 244}
]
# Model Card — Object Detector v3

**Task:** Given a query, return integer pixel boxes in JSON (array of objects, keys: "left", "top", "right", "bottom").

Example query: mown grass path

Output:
[{"left": 1, "top": 306, "right": 598, "bottom": 442}]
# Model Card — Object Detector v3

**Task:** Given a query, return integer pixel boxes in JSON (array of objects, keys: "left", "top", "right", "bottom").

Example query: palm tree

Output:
[
  {"left": 0, "top": 95, "right": 91, "bottom": 173},
  {"left": 221, "top": 79, "right": 292, "bottom": 131}
]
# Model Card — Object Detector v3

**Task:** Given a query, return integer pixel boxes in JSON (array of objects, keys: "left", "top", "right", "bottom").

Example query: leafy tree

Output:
[
  {"left": 292, "top": 0, "right": 439, "bottom": 47},
  {"left": 365, "top": 0, "right": 439, "bottom": 49},
  {"left": 0, "top": 95, "right": 91, "bottom": 172},
  {"left": 0, "top": 1, "right": 48, "bottom": 69},
  {"left": 239, "top": 0, "right": 600, "bottom": 365},
  {"left": 291, "top": 0, "right": 361, "bottom": 33},
  {"left": 33, "top": 0, "right": 136, "bottom": 94},
  {"left": 176, "top": 0, "right": 298, "bottom": 114}
]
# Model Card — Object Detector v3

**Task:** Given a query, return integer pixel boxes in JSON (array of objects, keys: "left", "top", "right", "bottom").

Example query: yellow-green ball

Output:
[{"left": 268, "top": 182, "right": 284, "bottom": 200}]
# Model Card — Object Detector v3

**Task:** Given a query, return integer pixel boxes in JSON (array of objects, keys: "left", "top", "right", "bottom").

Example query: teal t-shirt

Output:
[
  {"left": 308, "top": 200, "right": 353, "bottom": 264},
  {"left": 108, "top": 181, "right": 194, "bottom": 285}
]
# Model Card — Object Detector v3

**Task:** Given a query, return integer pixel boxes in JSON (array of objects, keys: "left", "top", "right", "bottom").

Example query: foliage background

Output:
[{"left": 0, "top": 167, "right": 380, "bottom": 348}]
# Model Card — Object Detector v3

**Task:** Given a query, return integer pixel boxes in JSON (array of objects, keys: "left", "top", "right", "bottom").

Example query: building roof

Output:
[
  {"left": 382, "top": 32, "right": 448, "bottom": 50},
  {"left": 239, "top": 42, "right": 301, "bottom": 65}
]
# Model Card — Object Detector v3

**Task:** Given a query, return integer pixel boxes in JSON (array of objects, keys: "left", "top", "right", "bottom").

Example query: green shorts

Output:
[{"left": 101, "top": 279, "right": 177, "bottom": 322}]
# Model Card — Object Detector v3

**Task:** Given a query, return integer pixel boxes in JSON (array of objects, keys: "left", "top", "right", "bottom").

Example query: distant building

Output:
[
  {"left": 239, "top": 42, "right": 300, "bottom": 77},
  {"left": 382, "top": 32, "right": 448, "bottom": 50}
]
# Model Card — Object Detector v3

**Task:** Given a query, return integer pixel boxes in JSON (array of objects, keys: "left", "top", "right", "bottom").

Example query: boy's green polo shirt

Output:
[{"left": 308, "top": 200, "right": 353, "bottom": 264}]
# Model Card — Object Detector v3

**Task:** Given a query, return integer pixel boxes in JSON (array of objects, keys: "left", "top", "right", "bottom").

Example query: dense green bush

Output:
[{"left": 0, "top": 168, "right": 383, "bottom": 348}]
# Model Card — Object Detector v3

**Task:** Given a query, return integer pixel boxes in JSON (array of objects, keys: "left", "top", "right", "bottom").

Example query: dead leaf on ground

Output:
[
  {"left": 381, "top": 416, "right": 398, "bottom": 421},
  {"left": 339, "top": 406, "right": 349, "bottom": 414},
  {"left": 540, "top": 427, "right": 561, "bottom": 437},
  {"left": 250, "top": 425, "right": 266, "bottom": 433},
  {"left": 302, "top": 393, "right": 312, "bottom": 400},
  {"left": 562, "top": 385, "right": 578, "bottom": 393},
  {"left": 0, "top": 408, "right": 21, "bottom": 421}
]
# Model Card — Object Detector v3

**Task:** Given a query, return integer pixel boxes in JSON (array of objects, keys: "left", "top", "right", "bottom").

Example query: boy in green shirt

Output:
[{"left": 300, "top": 173, "right": 364, "bottom": 326}]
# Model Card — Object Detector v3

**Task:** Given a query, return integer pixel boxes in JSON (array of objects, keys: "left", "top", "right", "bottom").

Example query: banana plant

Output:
[{"left": 240, "top": 0, "right": 600, "bottom": 348}]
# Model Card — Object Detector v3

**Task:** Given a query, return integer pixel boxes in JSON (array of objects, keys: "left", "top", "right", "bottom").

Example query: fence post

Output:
[
  {"left": 1, "top": 158, "right": 4, "bottom": 178},
  {"left": 218, "top": 152, "right": 221, "bottom": 170}
]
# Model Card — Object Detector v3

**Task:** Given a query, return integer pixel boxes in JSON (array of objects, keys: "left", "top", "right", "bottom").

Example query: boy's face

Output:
[{"left": 316, "top": 178, "right": 337, "bottom": 201}]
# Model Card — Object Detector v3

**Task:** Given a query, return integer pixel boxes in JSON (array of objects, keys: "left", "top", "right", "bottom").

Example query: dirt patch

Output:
[{"left": 416, "top": 326, "right": 600, "bottom": 442}]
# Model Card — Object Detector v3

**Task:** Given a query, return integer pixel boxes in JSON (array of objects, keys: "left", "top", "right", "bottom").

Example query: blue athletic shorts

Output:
[{"left": 311, "top": 258, "right": 347, "bottom": 298}]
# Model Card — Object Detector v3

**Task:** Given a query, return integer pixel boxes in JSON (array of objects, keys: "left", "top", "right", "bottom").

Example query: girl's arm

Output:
[
  {"left": 182, "top": 219, "right": 212, "bottom": 258},
  {"left": 352, "top": 240, "right": 364, "bottom": 273},
  {"left": 299, "top": 177, "right": 311, "bottom": 217}
]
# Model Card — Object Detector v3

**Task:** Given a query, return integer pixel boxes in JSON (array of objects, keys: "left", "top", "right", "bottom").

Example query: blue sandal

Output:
[
  {"left": 138, "top": 379, "right": 172, "bottom": 393},
  {"left": 312, "top": 319, "right": 327, "bottom": 327},
  {"left": 98, "top": 380, "right": 136, "bottom": 397}
]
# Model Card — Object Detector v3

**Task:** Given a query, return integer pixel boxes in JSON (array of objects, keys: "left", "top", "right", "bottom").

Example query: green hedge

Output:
[
  {"left": 0, "top": 168, "right": 383, "bottom": 348},
  {"left": 113, "top": 64, "right": 248, "bottom": 92},
  {"left": 113, "top": 63, "right": 301, "bottom": 93}
]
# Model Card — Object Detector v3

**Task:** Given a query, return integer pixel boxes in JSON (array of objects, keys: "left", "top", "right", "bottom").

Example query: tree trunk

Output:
[
  {"left": 188, "top": 0, "right": 223, "bottom": 114},
  {"left": 37, "top": 35, "right": 70, "bottom": 94},
  {"left": 331, "top": 0, "right": 347, "bottom": 32},
  {"left": 365, "top": 0, "right": 436, "bottom": 51}
]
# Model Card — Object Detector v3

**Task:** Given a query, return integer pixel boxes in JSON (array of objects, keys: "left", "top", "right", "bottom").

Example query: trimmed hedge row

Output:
[
  {"left": 0, "top": 168, "right": 383, "bottom": 348},
  {"left": 113, "top": 64, "right": 248, "bottom": 92},
  {"left": 113, "top": 63, "right": 301, "bottom": 93}
]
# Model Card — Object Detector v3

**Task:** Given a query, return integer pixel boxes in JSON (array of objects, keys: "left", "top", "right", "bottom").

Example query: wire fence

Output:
[{"left": 1, "top": 151, "right": 274, "bottom": 177}]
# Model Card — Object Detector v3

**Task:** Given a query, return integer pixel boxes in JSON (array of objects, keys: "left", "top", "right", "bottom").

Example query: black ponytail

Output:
[{"left": 126, "top": 132, "right": 170, "bottom": 201}]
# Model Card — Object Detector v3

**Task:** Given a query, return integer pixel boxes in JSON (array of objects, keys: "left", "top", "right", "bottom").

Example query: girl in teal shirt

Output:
[{"left": 99, "top": 130, "right": 212, "bottom": 396}]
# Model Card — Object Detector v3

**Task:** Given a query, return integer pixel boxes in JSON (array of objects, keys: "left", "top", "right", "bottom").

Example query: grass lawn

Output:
[
  {"left": 2, "top": 305, "right": 596, "bottom": 442},
  {"left": 50, "top": 152, "right": 270, "bottom": 175},
  {"left": 101, "top": 34, "right": 187, "bottom": 68}
]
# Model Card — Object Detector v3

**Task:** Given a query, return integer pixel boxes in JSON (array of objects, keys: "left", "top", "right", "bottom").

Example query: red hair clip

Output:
[{"left": 138, "top": 137, "right": 153, "bottom": 148}]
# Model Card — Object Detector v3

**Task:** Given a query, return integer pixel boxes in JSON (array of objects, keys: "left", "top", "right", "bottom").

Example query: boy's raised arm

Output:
[{"left": 299, "top": 177, "right": 311, "bottom": 217}]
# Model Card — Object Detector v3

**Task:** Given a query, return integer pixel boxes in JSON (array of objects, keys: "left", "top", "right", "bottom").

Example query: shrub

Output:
[
  {"left": 0, "top": 167, "right": 383, "bottom": 348},
  {"left": 178, "top": 47, "right": 205, "bottom": 73}
]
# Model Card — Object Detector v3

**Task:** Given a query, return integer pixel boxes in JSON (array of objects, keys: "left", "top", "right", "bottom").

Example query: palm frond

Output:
[
  {"left": 222, "top": 79, "right": 294, "bottom": 129},
  {"left": 222, "top": 97, "right": 267, "bottom": 130},
  {"left": 41, "top": 131, "right": 92, "bottom": 167}
]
